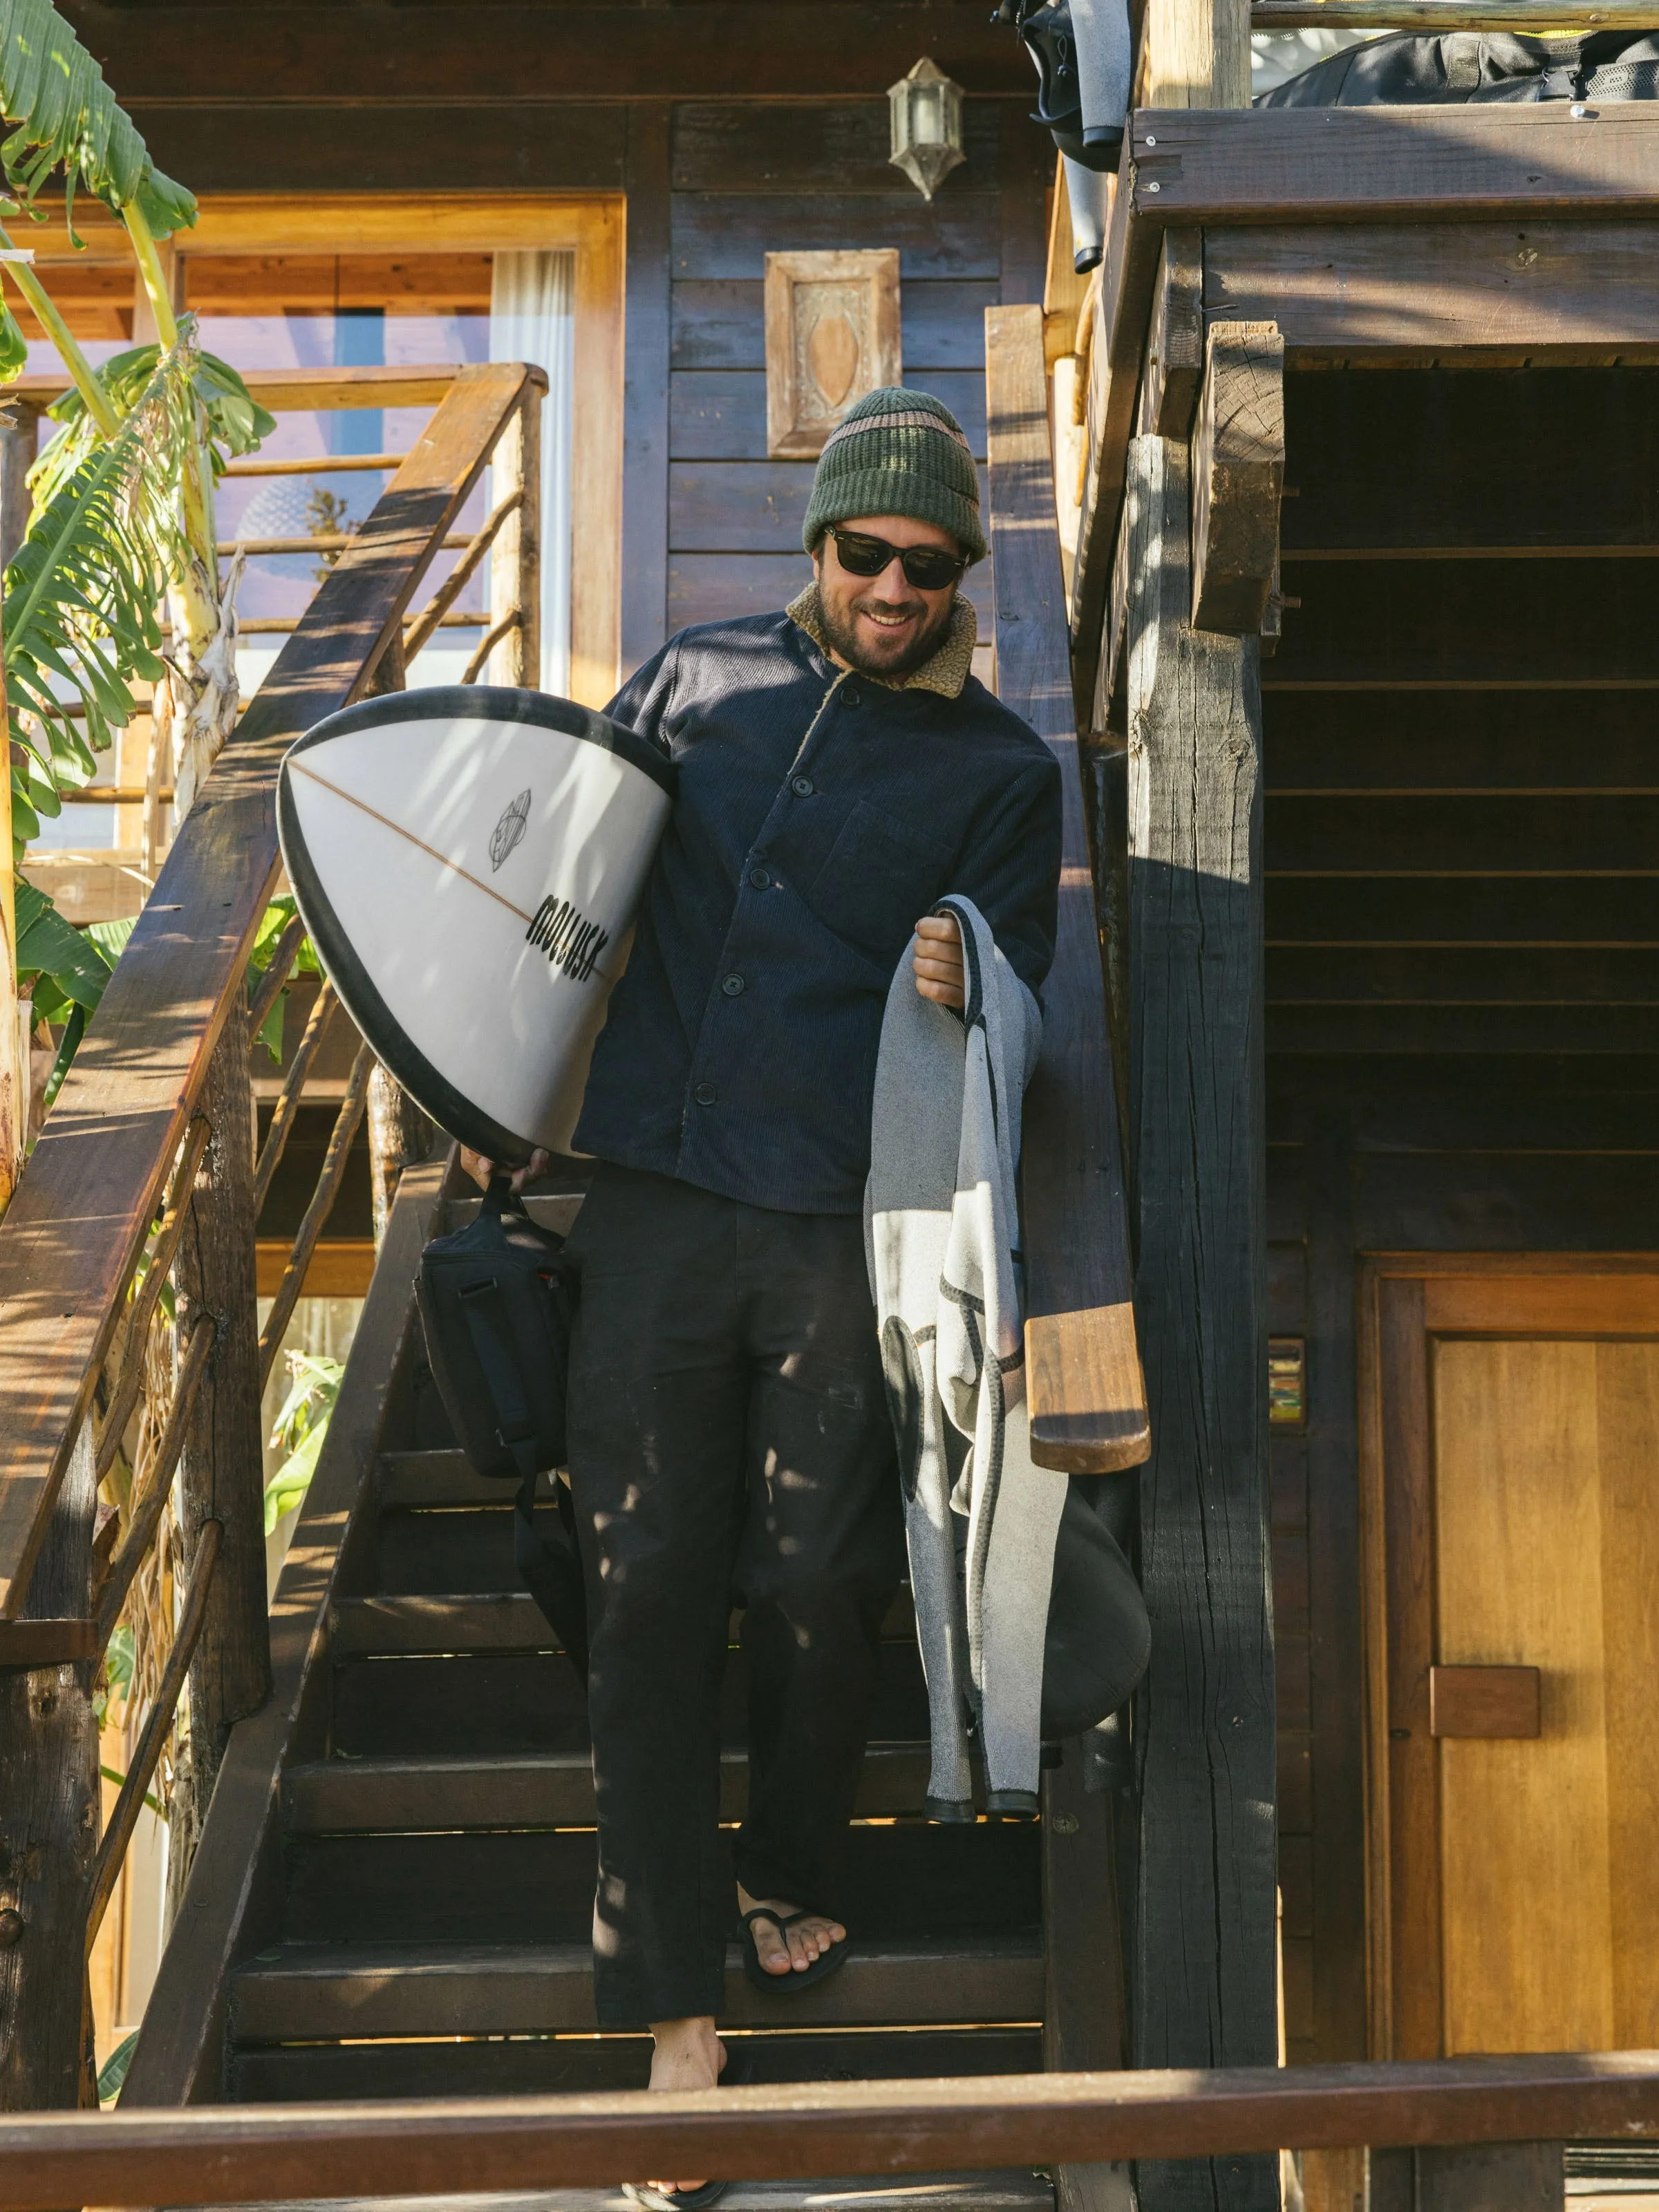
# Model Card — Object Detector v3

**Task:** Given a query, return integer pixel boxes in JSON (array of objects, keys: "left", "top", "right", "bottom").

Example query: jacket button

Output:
[
  {"left": 694, "top": 1080, "right": 718, "bottom": 1106},
  {"left": 747, "top": 865, "right": 769, "bottom": 890},
  {"left": 722, "top": 973, "right": 745, "bottom": 997},
  {"left": 843, "top": 686, "right": 860, "bottom": 707},
  {"left": 791, "top": 775, "right": 814, "bottom": 798}
]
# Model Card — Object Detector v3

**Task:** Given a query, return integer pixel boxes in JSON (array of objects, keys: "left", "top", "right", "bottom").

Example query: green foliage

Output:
[
  {"left": 247, "top": 893, "right": 321, "bottom": 1061},
  {"left": 92, "top": 1619, "right": 133, "bottom": 1727},
  {"left": 43, "top": 338, "right": 275, "bottom": 484},
  {"left": 15, "top": 875, "right": 109, "bottom": 1021},
  {"left": 97, "top": 2029, "right": 139, "bottom": 2106},
  {"left": 0, "top": 0, "right": 196, "bottom": 238},
  {"left": 265, "top": 1352, "right": 344, "bottom": 1534}
]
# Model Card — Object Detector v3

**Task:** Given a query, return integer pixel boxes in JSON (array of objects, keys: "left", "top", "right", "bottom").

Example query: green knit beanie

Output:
[{"left": 802, "top": 387, "right": 986, "bottom": 565}]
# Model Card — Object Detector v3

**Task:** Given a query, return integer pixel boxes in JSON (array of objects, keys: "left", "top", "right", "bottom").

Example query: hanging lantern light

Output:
[{"left": 888, "top": 57, "right": 966, "bottom": 203}]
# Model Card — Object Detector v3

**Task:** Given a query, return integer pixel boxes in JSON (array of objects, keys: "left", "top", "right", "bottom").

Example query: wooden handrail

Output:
[
  {"left": 984, "top": 304, "right": 1148, "bottom": 1473},
  {"left": 8, "top": 2054, "right": 1659, "bottom": 2206},
  {"left": 0, "top": 358, "right": 539, "bottom": 1618},
  {"left": 1254, "top": 0, "right": 1659, "bottom": 21},
  {"left": 4, "top": 363, "right": 465, "bottom": 415}
]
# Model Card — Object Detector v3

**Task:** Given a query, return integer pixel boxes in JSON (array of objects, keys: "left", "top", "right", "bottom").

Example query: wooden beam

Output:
[
  {"left": 1136, "top": 229, "right": 1203, "bottom": 442},
  {"left": 0, "top": 1619, "right": 97, "bottom": 1669},
  {"left": 17, "top": 2054, "right": 1659, "bottom": 2206},
  {"left": 1255, "top": 0, "right": 1659, "bottom": 26},
  {"left": 1136, "top": 0, "right": 1252, "bottom": 109},
  {"left": 621, "top": 104, "right": 672, "bottom": 682},
  {"left": 984, "top": 304, "right": 1147, "bottom": 1474},
  {"left": 1122, "top": 430, "right": 1277, "bottom": 2212},
  {"left": 64, "top": 6, "right": 1032, "bottom": 101},
  {"left": 0, "top": 362, "right": 534, "bottom": 1620},
  {"left": 1190, "top": 321, "right": 1284, "bottom": 635}
]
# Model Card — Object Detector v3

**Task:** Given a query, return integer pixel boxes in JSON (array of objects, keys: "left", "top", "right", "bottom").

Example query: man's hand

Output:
[
  {"left": 461, "top": 1146, "right": 551, "bottom": 1194},
  {"left": 913, "top": 912, "right": 966, "bottom": 1010}
]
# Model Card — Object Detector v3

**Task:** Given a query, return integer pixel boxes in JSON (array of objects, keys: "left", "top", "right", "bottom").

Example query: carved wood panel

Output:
[{"left": 763, "top": 248, "right": 901, "bottom": 458}]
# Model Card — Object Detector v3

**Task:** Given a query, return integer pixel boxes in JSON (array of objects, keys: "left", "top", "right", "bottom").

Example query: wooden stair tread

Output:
[
  {"left": 229, "top": 1934, "right": 1044, "bottom": 2041},
  {"left": 331, "top": 1592, "right": 561, "bottom": 1655},
  {"left": 207, "top": 2180, "right": 1052, "bottom": 2211},
  {"left": 377, "top": 1452, "right": 554, "bottom": 1510},
  {"left": 285, "top": 1745, "right": 939, "bottom": 1829}
]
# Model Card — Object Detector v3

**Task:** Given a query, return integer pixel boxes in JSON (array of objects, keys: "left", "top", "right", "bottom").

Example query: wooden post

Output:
[
  {"left": 0, "top": 1423, "right": 99, "bottom": 2108},
  {"left": 1136, "top": 0, "right": 1252, "bottom": 106},
  {"left": 169, "top": 997, "right": 270, "bottom": 1909},
  {"left": 0, "top": 648, "right": 21, "bottom": 1224},
  {"left": 489, "top": 388, "right": 542, "bottom": 688},
  {"left": 1123, "top": 429, "right": 1277, "bottom": 2212},
  {"left": 1042, "top": 1747, "right": 1133, "bottom": 2212},
  {"left": 1415, "top": 2144, "right": 1566, "bottom": 2212}
]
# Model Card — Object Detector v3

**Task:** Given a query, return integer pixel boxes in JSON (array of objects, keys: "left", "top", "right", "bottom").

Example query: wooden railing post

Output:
[
  {"left": 1122, "top": 425, "right": 1277, "bottom": 2212},
  {"left": 488, "top": 387, "right": 543, "bottom": 688},
  {"left": 0, "top": 1423, "right": 98, "bottom": 2108},
  {"left": 168, "top": 997, "right": 270, "bottom": 1908}
]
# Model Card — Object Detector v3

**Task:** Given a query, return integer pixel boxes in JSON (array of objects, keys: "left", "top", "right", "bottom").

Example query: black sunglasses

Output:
[{"left": 825, "top": 526, "right": 968, "bottom": 593}]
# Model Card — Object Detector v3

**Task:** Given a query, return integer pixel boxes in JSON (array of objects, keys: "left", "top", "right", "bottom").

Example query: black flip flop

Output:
[
  {"left": 621, "top": 2045, "right": 753, "bottom": 2209},
  {"left": 740, "top": 1905, "right": 852, "bottom": 1996}
]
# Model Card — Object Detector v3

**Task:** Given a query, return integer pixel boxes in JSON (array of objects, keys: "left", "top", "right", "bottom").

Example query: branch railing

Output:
[
  {"left": 0, "top": 2052, "right": 1653, "bottom": 2206},
  {"left": 0, "top": 357, "right": 545, "bottom": 2110}
]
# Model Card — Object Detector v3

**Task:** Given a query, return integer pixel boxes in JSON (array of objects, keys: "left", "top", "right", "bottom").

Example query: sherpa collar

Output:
[{"left": 787, "top": 583, "right": 977, "bottom": 701}]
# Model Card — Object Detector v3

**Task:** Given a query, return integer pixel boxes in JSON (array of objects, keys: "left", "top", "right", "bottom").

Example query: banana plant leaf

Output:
[
  {"left": 0, "top": 0, "right": 196, "bottom": 239},
  {"left": 15, "top": 876, "right": 111, "bottom": 1021}
]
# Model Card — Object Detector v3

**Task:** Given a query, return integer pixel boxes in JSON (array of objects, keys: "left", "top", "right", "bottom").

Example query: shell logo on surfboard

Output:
[{"left": 277, "top": 686, "right": 676, "bottom": 1165}]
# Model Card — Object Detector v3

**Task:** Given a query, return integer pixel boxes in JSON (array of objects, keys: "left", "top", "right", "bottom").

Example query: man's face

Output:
[{"left": 811, "top": 513, "right": 964, "bottom": 679}]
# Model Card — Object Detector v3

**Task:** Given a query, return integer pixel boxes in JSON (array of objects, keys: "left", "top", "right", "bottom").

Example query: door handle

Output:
[{"left": 1429, "top": 1664, "right": 1541, "bottom": 1739}]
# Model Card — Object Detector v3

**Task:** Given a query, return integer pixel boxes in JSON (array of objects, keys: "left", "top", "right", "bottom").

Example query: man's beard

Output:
[{"left": 817, "top": 586, "right": 957, "bottom": 678}]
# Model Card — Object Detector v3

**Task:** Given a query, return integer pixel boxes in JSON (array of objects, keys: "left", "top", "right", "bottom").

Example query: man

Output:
[{"left": 470, "top": 388, "right": 1062, "bottom": 2195}]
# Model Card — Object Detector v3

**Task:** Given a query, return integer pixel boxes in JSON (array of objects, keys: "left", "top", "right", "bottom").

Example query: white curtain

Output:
[{"left": 489, "top": 250, "right": 575, "bottom": 695}]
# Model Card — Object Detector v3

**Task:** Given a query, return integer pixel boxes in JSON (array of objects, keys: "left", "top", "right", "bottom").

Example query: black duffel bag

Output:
[{"left": 417, "top": 1176, "right": 588, "bottom": 1677}]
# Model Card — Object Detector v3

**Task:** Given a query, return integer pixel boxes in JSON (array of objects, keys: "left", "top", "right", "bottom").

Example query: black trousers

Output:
[{"left": 564, "top": 1163, "right": 905, "bottom": 2030}]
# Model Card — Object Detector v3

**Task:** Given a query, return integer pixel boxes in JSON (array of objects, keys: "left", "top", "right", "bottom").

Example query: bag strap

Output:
[{"left": 456, "top": 1275, "right": 543, "bottom": 1480}]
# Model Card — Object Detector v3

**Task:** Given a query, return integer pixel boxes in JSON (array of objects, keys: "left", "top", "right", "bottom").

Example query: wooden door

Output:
[{"left": 1363, "top": 1262, "right": 1659, "bottom": 2060}]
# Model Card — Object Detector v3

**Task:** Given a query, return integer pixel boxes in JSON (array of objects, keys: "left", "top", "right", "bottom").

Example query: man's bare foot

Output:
[
  {"left": 737, "top": 1882, "right": 847, "bottom": 1976},
  {"left": 644, "top": 2014, "right": 724, "bottom": 2196}
]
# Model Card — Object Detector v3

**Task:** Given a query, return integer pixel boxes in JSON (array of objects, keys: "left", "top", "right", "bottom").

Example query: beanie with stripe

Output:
[{"left": 802, "top": 386, "right": 986, "bottom": 565}]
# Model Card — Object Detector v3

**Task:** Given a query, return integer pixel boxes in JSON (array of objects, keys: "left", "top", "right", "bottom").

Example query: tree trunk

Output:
[
  {"left": 367, "top": 1067, "right": 435, "bottom": 1246},
  {"left": 0, "top": 645, "right": 23, "bottom": 1221}
]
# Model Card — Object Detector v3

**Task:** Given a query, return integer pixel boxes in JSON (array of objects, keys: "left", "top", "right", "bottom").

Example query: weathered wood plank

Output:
[
  {"left": 671, "top": 371, "right": 988, "bottom": 462},
  {"left": 671, "top": 100, "right": 1003, "bottom": 194},
  {"left": 10, "top": 2053, "right": 1659, "bottom": 2206},
  {"left": 668, "top": 553, "right": 993, "bottom": 630},
  {"left": 621, "top": 104, "right": 673, "bottom": 680},
  {"left": 1130, "top": 106, "right": 1659, "bottom": 227},
  {"left": 668, "top": 460, "right": 991, "bottom": 552},
  {"left": 138, "top": 104, "right": 628, "bottom": 194},
  {"left": 0, "top": 364, "right": 532, "bottom": 1619},
  {"left": 1137, "top": 231, "right": 1203, "bottom": 442},
  {"left": 984, "top": 304, "right": 1146, "bottom": 1473},
  {"left": 671, "top": 281, "right": 997, "bottom": 374},
  {"left": 1268, "top": 947, "right": 1659, "bottom": 1006},
  {"left": 671, "top": 194, "right": 1002, "bottom": 283},
  {"left": 1264, "top": 691, "right": 1659, "bottom": 791},
  {"left": 1190, "top": 323, "right": 1284, "bottom": 635},
  {"left": 1265, "top": 874, "right": 1659, "bottom": 946},
  {"left": 1210, "top": 221, "right": 1659, "bottom": 361},
  {"left": 1122, "top": 432, "right": 1277, "bottom": 2212}
]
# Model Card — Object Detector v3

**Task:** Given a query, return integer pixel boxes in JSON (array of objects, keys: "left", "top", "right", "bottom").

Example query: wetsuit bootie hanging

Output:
[{"left": 1000, "top": 0, "right": 1132, "bottom": 173}]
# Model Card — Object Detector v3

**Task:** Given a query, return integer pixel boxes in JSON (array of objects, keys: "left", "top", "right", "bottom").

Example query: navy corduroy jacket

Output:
[{"left": 572, "top": 608, "right": 1064, "bottom": 1215}]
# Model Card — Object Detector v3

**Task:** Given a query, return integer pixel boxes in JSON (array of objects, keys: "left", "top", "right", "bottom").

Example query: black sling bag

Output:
[{"left": 416, "top": 1176, "right": 588, "bottom": 1678}]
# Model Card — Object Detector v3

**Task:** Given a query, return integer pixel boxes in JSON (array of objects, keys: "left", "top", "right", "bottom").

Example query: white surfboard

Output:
[{"left": 277, "top": 686, "right": 675, "bottom": 1163}]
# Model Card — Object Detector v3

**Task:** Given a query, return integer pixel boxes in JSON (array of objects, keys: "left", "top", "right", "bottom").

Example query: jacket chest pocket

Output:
[{"left": 805, "top": 798, "right": 956, "bottom": 963}]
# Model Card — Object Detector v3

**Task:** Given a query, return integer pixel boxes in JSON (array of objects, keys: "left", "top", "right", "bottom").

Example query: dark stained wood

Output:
[
  {"left": 1266, "top": 559, "right": 1659, "bottom": 690},
  {"left": 121, "top": 1156, "right": 453, "bottom": 2107},
  {"left": 1190, "top": 323, "right": 1285, "bottom": 636},
  {"left": 1268, "top": 1005, "right": 1659, "bottom": 1055},
  {"left": 81, "top": 8, "right": 1033, "bottom": 102},
  {"left": 1378, "top": 1277, "right": 1439, "bottom": 2061},
  {"left": 229, "top": 1934, "right": 1046, "bottom": 2043},
  {"left": 1122, "top": 431, "right": 1277, "bottom": 2212},
  {"left": 137, "top": 103, "right": 627, "bottom": 193},
  {"left": 1043, "top": 1752, "right": 1133, "bottom": 2212},
  {"left": 671, "top": 371, "right": 988, "bottom": 461},
  {"left": 671, "top": 100, "right": 1004, "bottom": 194},
  {"left": 172, "top": 1002, "right": 271, "bottom": 1876},
  {"left": 622, "top": 103, "right": 673, "bottom": 681},
  {"left": 1264, "top": 692, "right": 1659, "bottom": 792},
  {"left": 0, "top": 1425, "right": 97, "bottom": 2108},
  {"left": 669, "top": 460, "right": 991, "bottom": 552},
  {"left": 257, "top": 1047, "right": 375, "bottom": 1386},
  {"left": 13, "top": 2053, "right": 1659, "bottom": 2203},
  {"left": 0, "top": 362, "right": 534, "bottom": 1622},
  {"left": 985, "top": 304, "right": 1146, "bottom": 1473},
  {"left": 671, "top": 281, "right": 996, "bottom": 373},
  {"left": 1208, "top": 221, "right": 1659, "bottom": 360},
  {"left": 0, "top": 1620, "right": 97, "bottom": 1668},
  {"left": 1268, "top": 947, "right": 1659, "bottom": 1007},
  {"left": 1128, "top": 106, "right": 1659, "bottom": 226},
  {"left": 1416, "top": 2142, "right": 1564, "bottom": 2212},
  {"left": 1268, "top": 793, "right": 1659, "bottom": 874},
  {"left": 1137, "top": 230, "right": 1203, "bottom": 441},
  {"left": 1265, "top": 874, "right": 1659, "bottom": 946},
  {"left": 1282, "top": 368, "right": 1659, "bottom": 556},
  {"left": 671, "top": 194, "right": 1002, "bottom": 283},
  {"left": 1429, "top": 1666, "right": 1541, "bottom": 1741}
]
